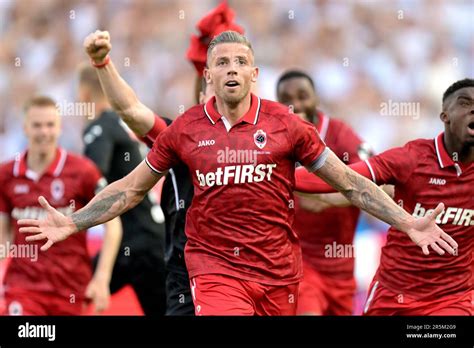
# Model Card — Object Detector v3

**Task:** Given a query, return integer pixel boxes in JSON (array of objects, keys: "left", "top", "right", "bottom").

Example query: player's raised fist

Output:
[{"left": 84, "top": 30, "right": 112, "bottom": 65}]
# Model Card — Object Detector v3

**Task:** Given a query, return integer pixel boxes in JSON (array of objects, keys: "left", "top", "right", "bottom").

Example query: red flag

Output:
[{"left": 186, "top": 1, "right": 245, "bottom": 76}]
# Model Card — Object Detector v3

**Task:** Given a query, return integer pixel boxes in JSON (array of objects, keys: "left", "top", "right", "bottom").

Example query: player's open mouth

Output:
[
  {"left": 468, "top": 121, "right": 474, "bottom": 135},
  {"left": 225, "top": 80, "right": 240, "bottom": 89}
]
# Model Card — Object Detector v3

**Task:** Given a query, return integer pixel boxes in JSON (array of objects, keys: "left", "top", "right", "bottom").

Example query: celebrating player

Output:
[
  {"left": 0, "top": 96, "right": 122, "bottom": 315},
  {"left": 19, "top": 32, "right": 457, "bottom": 316},
  {"left": 295, "top": 78, "right": 474, "bottom": 315},
  {"left": 277, "top": 70, "right": 372, "bottom": 315}
]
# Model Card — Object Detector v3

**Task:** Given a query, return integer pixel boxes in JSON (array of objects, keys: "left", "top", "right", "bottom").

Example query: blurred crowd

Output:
[
  {"left": 0, "top": 0, "right": 472, "bottom": 161},
  {"left": 0, "top": 0, "right": 472, "bottom": 315}
]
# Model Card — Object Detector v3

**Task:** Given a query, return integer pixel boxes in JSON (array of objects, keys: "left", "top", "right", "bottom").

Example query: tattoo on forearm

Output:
[
  {"left": 72, "top": 191, "right": 127, "bottom": 231},
  {"left": 319, "top": 156, "right": 409, "bottom": 229},
  {"left": 343, "top": 170, "right": 408, "bottom": 228}
]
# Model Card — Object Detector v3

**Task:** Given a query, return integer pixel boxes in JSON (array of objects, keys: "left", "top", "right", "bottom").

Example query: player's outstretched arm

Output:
[
  {"left": 295, "top": 161, "right": 372, "bottom": 193},
  {"left": 295, "top": 192, "right": 351, "bottom": 212},
  {"left": 18, "top": 161, "right": 164, "bottom": 251},
  {"left": 316, "top": 150, "right": 458, "bottom": 256},
  {"left": 84, "top": 30, "right": 157, "bottom": 136}
]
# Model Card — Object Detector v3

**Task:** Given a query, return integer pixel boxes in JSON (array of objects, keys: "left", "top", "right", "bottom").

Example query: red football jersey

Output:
[
  {"left": 0, "top": 148, "right": 104, "bottom": 300},
  {"left": 294, "top": 112, "right": 367, "bottom": 279},
  {"left": 366, "top": 133, "right": 473, "bottom": 299},
  {"left": 146, "top": 94, "right": 328, "bottom": 285}
]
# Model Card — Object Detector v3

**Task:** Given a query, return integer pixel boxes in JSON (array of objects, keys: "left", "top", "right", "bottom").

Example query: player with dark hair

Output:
[
  {"left": 295, "top": 78, "right": 474, "bottom": 315},
  {"left": 0, "top": 96, "right": 122, "bottom": 315},
  {"left": 19, "top": 32, "right": 457, "bottom": 316},
  {"left": 277, "top": 69, "right": 373, "bottom": 315},
  {"left": 77, "top": 63, "right": 168, "bottom": 316}
]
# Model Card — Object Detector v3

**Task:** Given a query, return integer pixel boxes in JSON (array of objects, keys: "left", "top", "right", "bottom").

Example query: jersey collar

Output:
[
  {"left": 13, "top": 148, "right": 67, "bottom": 180},
  {"left": 204, "top": 93, "right": 261, "bottom": 126},
  {"left": 434, "top": 132, "right": 456, "bottom": 169}
]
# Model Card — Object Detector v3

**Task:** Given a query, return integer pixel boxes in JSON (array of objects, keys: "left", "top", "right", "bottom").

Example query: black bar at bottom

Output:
[{"left": 0, "top": 316, "right": 472, "bottom": 346}]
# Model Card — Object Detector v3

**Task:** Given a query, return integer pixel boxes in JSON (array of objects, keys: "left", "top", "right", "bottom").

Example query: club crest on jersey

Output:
[
  {"left": 50, "top": 179, "right": 64, "bottom": 202},
  {"left": 253, "top": 129, "right": 267, "bottom": 149}
]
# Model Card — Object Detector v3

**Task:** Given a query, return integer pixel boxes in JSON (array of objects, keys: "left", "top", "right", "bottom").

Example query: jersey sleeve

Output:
[
  {"left": 366, "top": 143, "right": 416, "bottom": 185},
  {"left": 81, "top": 159, "right": 108, "bottom": 201},
  {"left": 145, "top": 118, "right": 182, "bottom": 174},
  {"left": 139, "top": 114, "right": 171, "bottom": 148},
  {"left": 288, "top": 114, "right": 328, "bottom": 172}
]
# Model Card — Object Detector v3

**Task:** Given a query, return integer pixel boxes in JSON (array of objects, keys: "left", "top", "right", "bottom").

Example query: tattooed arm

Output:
[
  {"left": 18, "top": 161, "right": 164, "bottom": 251},
  {"left": 315, "top": 150, "right": 458, "bottom": 255}
]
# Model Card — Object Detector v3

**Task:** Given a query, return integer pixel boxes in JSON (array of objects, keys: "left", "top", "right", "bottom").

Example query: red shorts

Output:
[
  {"left": 297, "top": 261, "right": 355, "bottom": 315},
  {"left": 189, "top": 274, "right": 298, "bottom": 316},
  {"left": 4, "top": 287, "right": 85, "bottom": 315},
  {"left": 363, "top": 278, "right": 472, "bottom": 316}
]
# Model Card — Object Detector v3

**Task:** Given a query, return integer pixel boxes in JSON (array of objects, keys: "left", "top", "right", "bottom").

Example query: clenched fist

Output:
[{"left": 84, "top": 30, "right": 112, "bottom": 65}]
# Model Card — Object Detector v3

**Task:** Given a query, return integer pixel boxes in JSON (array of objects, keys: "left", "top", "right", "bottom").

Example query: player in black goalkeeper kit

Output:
[{"left": 78, "top": 64, "right": 167, "bottom": 315}]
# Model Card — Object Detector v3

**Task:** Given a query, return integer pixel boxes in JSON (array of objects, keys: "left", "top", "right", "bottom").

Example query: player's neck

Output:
[
  {"left": 443, "top": 133, "right": 474, "bottom": 164},
  {"left": 215, "top": 94, "right": 252, "bottom": 126},
  {"left": 27, "top": 148, "right": 57, "bottom": 175}
]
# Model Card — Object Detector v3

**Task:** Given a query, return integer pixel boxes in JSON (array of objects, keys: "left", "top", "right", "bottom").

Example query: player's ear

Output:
[
  {"left": 251, "top": 67, "right": 259, "bottom": 83},
  {"left": 440, "top": 111, "right": 449, "bottom": 124},
  {"left": 204, "top": 67, "right": 212, "bottom": 85}
]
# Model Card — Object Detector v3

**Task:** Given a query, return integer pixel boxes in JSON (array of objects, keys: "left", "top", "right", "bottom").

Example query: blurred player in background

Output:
[
  {"left": 19, "top": 31, "right": 457, "bottom": 316},
  {"left": 0, "top": 96, "right": 121, "bottom": 315},
  {"left": 277, "top": 70, "right": 373, "bottom": 315},
  {"left": 295, "top": 78, "right": 474, "bottom": 315},
  {"left": 80, "top": 2, "right": 242, "bottom": 315},
  {"left": 77, "top": 64, "right": 167, "bottom": 316}
]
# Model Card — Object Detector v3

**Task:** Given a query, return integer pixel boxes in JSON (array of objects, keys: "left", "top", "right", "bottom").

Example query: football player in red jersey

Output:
[
  {"left": 18, "top": 32, "right": 457, "bottom": 316},
  {"left": 0, "top": 96, "right": 122, "bottom": 315},
  {"left": 295, "top": 78, "right": 474, "bottom": 315},
  {"left": 277, "top": 70, "right": 372, "bottom": 315}
]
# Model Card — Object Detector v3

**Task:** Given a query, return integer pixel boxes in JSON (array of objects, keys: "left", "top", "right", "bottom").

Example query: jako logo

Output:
[
  {"left": 198, "top": 140, "right": 215, "bottom": 147},
  {"left": 18, "top": 322, "right": 56, "bottom": 341},
  {"left": 429, "top": 177, "right": 446, "bottom": 185}
]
